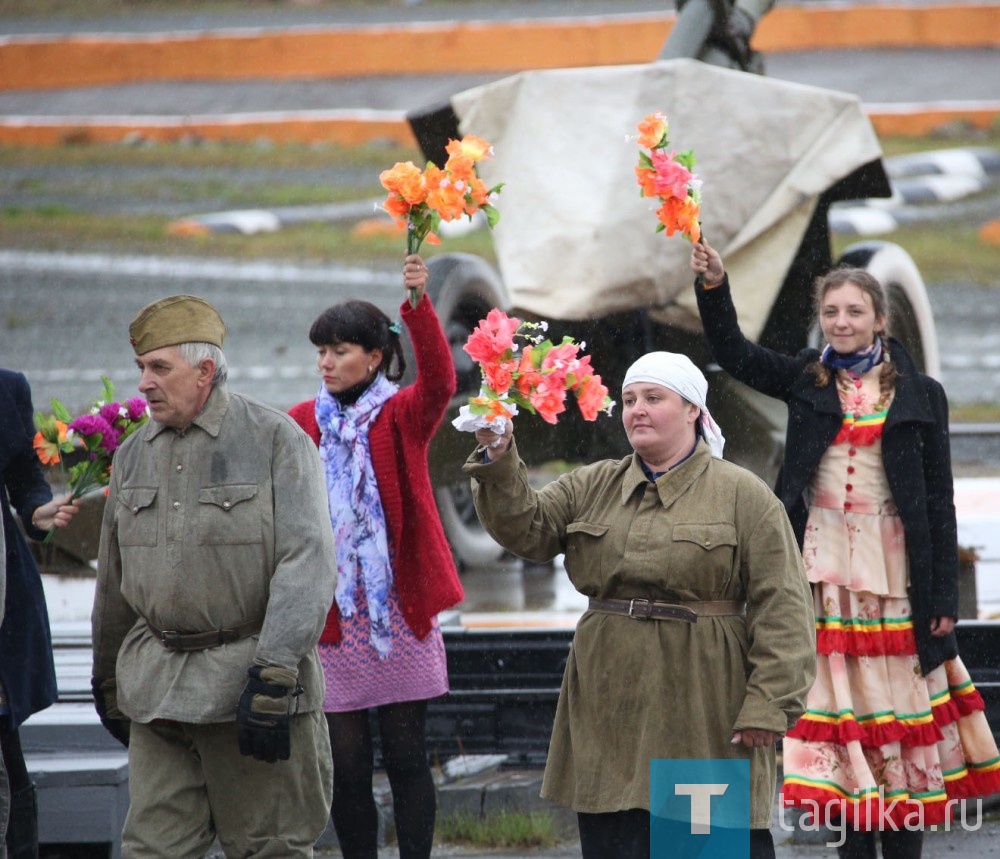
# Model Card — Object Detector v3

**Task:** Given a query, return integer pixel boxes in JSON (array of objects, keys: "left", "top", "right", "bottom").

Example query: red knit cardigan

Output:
[{"left": 289, "top": 296, "right": 464, "bottom": 644}]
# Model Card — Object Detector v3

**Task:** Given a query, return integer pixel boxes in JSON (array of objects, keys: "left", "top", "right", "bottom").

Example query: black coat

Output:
[
  {"left": 0, "top": 369, "right": 57, "bottom": 727},
  {"left": 697, "top": 278, "right": 959, "bottom": 675}
]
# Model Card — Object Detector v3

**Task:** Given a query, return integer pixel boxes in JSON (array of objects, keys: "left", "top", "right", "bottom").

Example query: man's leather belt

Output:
[
  {"left": 147, "top": 618, "right": 263, "bottom": 651},
  {"left": 587, "top": 597, "right": 746, "bottom": 624}
]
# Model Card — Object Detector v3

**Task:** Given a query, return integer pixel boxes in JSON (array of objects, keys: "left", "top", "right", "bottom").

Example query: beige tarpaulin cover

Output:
[{"left": 451, "top": 59, "right": 882, "bottom": 340}]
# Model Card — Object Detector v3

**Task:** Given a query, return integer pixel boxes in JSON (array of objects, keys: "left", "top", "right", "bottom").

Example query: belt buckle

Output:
[
  {"left": 628, "top": 598, "right": 652, "bottom": 620},
  {"left": 158, "top": 629, "right": 182, "bottom": 649}
]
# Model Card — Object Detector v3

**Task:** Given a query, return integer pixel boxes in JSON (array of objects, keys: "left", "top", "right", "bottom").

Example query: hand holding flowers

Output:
[
  {"left": 379, "top": 134, "right": 503, "bottom": 307},
  {"left": 634, "top": 111, "right": 702, "bottom": 244},
  {"left": 452, "top": 309, "right": 615, "bottom": 444},
  {"left": 33, "top": 376, "right": 149, "bottom": 542}
]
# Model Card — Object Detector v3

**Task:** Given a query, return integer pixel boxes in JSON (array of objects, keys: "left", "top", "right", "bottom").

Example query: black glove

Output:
[
  {"left": 236, "top": 665, "right": 300, "bottom": 763},
  {"left": 91, "top": 676, "right": 131, "bottom": 747}
]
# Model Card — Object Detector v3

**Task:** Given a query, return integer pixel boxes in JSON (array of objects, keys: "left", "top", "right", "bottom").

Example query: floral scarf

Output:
[
  {"left": 820, "top": 337, "right": 884, "bottom": 377},
  {"left": 316, "top": 375, "right": 398, "bottom": 658}
]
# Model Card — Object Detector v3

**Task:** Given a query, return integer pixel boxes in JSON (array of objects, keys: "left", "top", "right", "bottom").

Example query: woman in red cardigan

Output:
[{"left": 289, "top": 254, "right": 464, "bottom": 859}]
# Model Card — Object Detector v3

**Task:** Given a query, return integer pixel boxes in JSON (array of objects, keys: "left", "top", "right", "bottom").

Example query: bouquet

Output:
[
  {"left": 379, "top": 134, "right": 504, "bottom": 306},
  {"left": 34, "top": 376, "right": 149, "bottom": 542},
  {"left": 634, "top": 111, "right": 702, "bottom": 244},
  {"left": 452, "top": 309, "right": 614, "bottom": 437}
]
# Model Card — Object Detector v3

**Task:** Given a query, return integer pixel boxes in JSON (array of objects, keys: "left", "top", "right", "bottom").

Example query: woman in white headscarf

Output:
[{"left": 464, "top": 351, "right": 816, "bottom": 859}]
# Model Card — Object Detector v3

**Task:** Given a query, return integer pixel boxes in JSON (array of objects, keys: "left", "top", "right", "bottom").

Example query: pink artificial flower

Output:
[
  {"left": 483, "top": 360, "right": 516, "bottom": 395},
  {"left": 576, "top": 374, "right": 611, "bottom": 421},
  {"left": 463, "top": 308, "right": 522, "bottom": 365},
  {"left": 540, "top": 341, "right": 581, "bottom": 391},
  {"left": 528, "top": 377, "right": 568, "bottom": 424},
  {"left": 650, "top": 150, "right": 694, "bottom": 200}
]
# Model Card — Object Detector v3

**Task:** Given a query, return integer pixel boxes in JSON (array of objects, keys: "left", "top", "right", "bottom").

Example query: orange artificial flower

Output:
[
  {"left": 33, "top": 420, "right": 69, "bottom": 466},
  {"left": 636, "top": 111, "right": 668, "bottom": 150},
  {"left": 379, "top": 161, "right": 427, "bottom": 205},
  {"left": 634, "top": 111, "right": 702, "bottom": 244},
  {"left": 446, "top": 135, "right": 493, "bottom": 162}
]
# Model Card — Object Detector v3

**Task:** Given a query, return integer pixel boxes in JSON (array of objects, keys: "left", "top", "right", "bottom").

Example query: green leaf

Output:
[
  {"left": 638, "top": 152, "right": 654, "bottom": 170},
  {"left": 50, "top": 398, "right": 73, "bottom": 424},
  {"left": 101, "top": 375, "right": 115, "bottom": 403},
  {"left": 483, "top": 204, "right": 501, "bottom": 230},
  {"left": 488, "top": 182, "right": 505, "bottom": 196},
  {"left": 675, "top": 149, "right": 697, "bottom": 171}
]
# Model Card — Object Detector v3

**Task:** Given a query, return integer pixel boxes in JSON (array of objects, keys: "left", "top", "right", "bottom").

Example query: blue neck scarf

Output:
[
  {"left": 821, "top": 338, "right": 884, "bottom": 377},
  {"left": 316, "top": 375, "right": 398, "bottom": 658}
]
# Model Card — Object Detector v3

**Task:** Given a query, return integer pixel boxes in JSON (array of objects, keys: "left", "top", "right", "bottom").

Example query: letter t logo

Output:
[{"left": 674, "top": 783, "right": 729, "bottom": 834}]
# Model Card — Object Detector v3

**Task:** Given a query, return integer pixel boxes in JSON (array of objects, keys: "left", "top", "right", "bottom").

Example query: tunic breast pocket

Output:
[
  {"left": 197, "top": 484, "right": 263, "bottom": 546},
  {"left": 117, "top": 487, "right": 158, "bottom": 547},
  {"left": 668, "top": 522, "right": 739, "bottom": 592},
  {"left": 565, "top": 520, "right": 610, "bottom": 577}
]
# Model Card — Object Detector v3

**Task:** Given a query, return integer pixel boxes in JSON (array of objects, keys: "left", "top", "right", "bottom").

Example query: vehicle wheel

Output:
[
  {"left": 835, "top": 241, "right": 941, "bottom": 378},
  {"left": 402, "top": 253, "right": 510, "bottom": 569}
]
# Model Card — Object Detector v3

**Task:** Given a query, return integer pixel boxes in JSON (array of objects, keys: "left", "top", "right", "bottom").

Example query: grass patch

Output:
[
  {"left": 951, "top": 402, "right": 1000, "bottom": 422},
  {"left": 0, "top": 205, "right": 497, "bottom": 265},
  {"left": 0, "top": 140, "right": 419, "bottom": 172},
  {"left": 435, "top": 810, "right": 562, "bottom": 849},
  {"left": 833, "top": 222, "right": 1000, "bottom": 288},
  {"left": 878, "top": 126, "right": 1000, "bottom": 158}
]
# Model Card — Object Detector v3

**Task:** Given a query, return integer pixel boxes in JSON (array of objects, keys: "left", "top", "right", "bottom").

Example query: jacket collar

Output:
[
  {"left": 143, "top": 384, "right": 230, "bottom": 440},
  {"left": 622, "top": 439, "right": 712, "bottom": 507},
  {"left": 882, "top": 338, "right": 935, "bottom": 429}
]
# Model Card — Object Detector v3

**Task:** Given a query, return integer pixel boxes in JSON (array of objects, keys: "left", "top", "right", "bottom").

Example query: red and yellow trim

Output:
[
  {"left": 816, "top": 614, "right": 916, "bottom": 657},
  {"left": 832, "top": 409, "right": 888, "bottom": 446}
]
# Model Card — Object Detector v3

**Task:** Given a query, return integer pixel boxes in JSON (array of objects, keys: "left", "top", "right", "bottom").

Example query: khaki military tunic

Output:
[
  {"left": 465, "top": 439, "right": 815, "bottom": 827},
  {"left": 93, "top": 385, "right": 336, "bottom": 722}
]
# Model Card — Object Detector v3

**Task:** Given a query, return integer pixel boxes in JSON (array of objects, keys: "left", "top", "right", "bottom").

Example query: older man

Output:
[{"left": 92, "top": 295, "right": 336, "bottom": 857}]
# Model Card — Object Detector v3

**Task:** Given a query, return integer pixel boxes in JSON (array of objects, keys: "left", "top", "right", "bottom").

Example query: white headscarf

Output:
[{"left": 622, "top": 351, "right": 725, "bottom": 458}]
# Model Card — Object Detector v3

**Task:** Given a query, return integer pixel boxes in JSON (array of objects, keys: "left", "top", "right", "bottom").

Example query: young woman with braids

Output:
[
  {"left": 690, "top": 241, "right": 1000, "bottom": 858},
  {"left": 289, "top": 254, "right": 463, "bottom": 859}
]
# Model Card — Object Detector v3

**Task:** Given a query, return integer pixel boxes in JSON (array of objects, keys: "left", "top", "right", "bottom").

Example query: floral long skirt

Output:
[{"left": 781, "top": 583, "right": 1000, "bottom": 828}]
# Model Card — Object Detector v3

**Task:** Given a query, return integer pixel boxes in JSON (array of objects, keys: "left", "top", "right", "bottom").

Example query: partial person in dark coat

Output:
[
  {"left": 0, "top": 369, "right": 79, "bottom": 859},
  {"left": 691, "top": 242, "right": 1000, "bottom": 859}
]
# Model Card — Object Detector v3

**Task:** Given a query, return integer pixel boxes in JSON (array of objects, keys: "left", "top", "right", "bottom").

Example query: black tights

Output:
[
  {"left": 0, "top": 719, "right": 30, "bottom": 794},
  {"left": 578, "top": 809, "right": 775, "bottom": 859},
  {"left": 2, "top": 717, "right": 37, "bottom": 858},
  {"left": 836, "top": 827, "right": 923, "bottom": 859},
  {"left": 326, "top": 701, "right": 435, "bottom": 859}
]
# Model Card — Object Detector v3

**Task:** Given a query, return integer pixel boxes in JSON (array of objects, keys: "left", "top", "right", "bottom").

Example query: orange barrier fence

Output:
[{"left": 1, "top": 3, "right": 998, "bottom": 92}]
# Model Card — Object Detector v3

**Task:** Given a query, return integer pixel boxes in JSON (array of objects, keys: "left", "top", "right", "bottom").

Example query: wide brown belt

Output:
[
  {"left": 147, "top": 618, "right": 263, "bottom": 651},
  {"left": 587, "top": 597, "right": 746, "bottom": 624}
]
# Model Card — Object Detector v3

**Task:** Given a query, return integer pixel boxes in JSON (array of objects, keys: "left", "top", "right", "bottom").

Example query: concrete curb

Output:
[{"left": 1, "top": 4, "right": 998, "bottom": 92}]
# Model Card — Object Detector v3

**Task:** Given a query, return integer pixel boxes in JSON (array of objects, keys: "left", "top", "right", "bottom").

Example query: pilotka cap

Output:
[{"left": 129, "top": 294, "right": 226, "bottom": 354}]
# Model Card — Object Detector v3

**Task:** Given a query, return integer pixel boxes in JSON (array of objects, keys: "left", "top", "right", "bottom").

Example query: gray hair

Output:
[{"left": 177, "top": 341, "right": 228, "bottom": 385}]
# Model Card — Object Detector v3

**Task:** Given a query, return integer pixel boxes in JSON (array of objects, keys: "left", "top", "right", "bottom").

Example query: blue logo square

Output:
[{"left": 650, "top": 759, "right": 750, "bottom": 858}]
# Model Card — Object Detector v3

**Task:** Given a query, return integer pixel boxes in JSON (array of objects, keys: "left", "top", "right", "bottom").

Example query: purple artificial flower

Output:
[
  {"left": 125, "top": 397, "right": 149, "bottom": 422},
  {"left": 99, "top": 402, "right": 123, "bottom": 424},
  {"left": 68, "top": 413, "right": 120, "bottom": 453}
]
